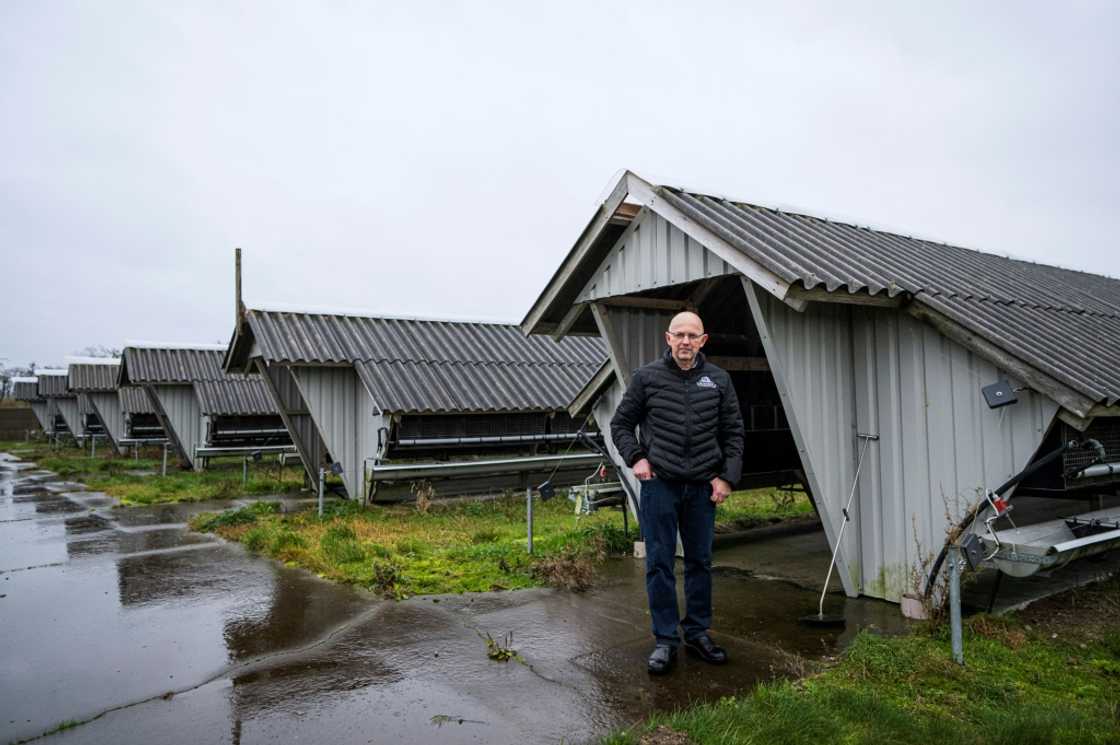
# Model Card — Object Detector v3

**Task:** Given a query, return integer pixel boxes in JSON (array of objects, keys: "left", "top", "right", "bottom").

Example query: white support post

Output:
[{"left": 526, "top": 487, "right": 534, "bottom": 554}]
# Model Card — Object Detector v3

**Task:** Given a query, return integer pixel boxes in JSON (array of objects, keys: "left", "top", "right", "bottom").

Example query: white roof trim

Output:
[
  {"left": 123, "top": 341, "right": 228, "bottom": 351},
  {"left": 64, "top": 356, "right": 121, "bottom": 365},
  {"left": 249, "top": 302, "right": 517, "bottom": 326},
  {"left": 11, "top": 376, "right": 38, "bottom": 383},
  {"left": 37, "top": 369, "right": 68, "bottom": 376}
]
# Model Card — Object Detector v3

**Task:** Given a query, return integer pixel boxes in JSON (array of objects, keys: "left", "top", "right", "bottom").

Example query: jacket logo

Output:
[{"left": 696, "top": 376, "right": 717, "bottom": 389}]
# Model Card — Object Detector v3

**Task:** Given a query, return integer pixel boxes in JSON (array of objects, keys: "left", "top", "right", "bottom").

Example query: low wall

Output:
[{"left": 0, "top": 407, "right": 40, "bottom": 440}]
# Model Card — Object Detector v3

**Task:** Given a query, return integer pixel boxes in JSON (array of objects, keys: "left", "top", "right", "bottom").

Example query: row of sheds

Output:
[
  {"left": 13, "top": 360, "right": 164, "bottom": 452},
  {"left": 14, "top": 321, "right": 606, "bottom": 499}
]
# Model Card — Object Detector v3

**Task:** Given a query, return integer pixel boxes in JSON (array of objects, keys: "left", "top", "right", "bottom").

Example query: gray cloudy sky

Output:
[{"left": 2, "top": 1, "right": 1118, "bottom": 368}]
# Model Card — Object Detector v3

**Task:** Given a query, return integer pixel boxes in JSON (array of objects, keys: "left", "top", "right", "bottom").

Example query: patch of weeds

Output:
[
  {"left": 242, "top": 526, "right": 270, "bottom": 553},
  {"left": 394, "top": 537, "right": 430, "bottom": 557},
  {"left": 637, "top": 725, "right": 696, "bottom": 745},
  {"left": 367, "top": 542, "right": 392, "bottom": 559},
  {"left": 470, "top": 528, "right": 501, "bottom": 544},
  {"left": 411, "top": 480, "right": 434, "bottom": 514},
  {"left": 42, "top": 720, "right": 83, "bottom": 736},
  {"left": 320, "top": 524, "right": 366, "bottom": 564},
  {"left": 370, "top": 558, "right": 403, "bottom": 597},
  {"left": 583, "top": 523, "right": 631, "bottom": 555},
  {"left": 270, "top": 530, "right": 307, "bottom": 555},
  {"left": 210, "top": 479, "right": 239, "bottom": 500},
  {"left": 322, "top": 499, "right": 364, "bottom": 519},
  {"left": 480, "top": 630, "right": 522, "bottom": 663},
  {"left": 1103, "top": 630, "right": 1120, "bottom": 658},
  {"left": 190, "top": 501, "right": 278, "bottom": 532},
  {"left": 531, "top": 547, "right": 593, "bottom": 592},
  {"left": 968, "top": 614, "right": 1028, "bottom": 650}
]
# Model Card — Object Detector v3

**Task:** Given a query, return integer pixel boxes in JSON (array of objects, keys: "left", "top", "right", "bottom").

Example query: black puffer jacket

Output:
[{"left": 610, "top": 350, "right": 745, "bottom": 485}]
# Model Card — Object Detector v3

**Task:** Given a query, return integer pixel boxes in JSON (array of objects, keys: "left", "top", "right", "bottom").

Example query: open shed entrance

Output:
[{"left": 612, "top": 275, "right": 807, "bottom": 493}]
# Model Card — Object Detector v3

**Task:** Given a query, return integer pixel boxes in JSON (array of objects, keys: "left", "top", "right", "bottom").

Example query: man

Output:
[{"left": 610, "top": 311, "right": 745, "bottom": 675}]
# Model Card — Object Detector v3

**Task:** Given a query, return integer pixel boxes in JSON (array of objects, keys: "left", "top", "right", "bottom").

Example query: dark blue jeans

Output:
[{"left": 638, "top": 477, "right": 715, "bottom": 648}]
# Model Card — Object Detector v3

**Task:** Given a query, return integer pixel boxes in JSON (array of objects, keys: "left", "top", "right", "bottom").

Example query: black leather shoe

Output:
[
  {"left": 647, "top": 644, "right": 677, "bottom": 675},
  {"left": 685, "top": 634, "right": 728, "bottom": 665}
]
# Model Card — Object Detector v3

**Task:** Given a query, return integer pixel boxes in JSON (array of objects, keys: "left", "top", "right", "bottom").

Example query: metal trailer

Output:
[
  {"left": 224, "top": 274, "right": 608, "bottom": 502},
  {"left": 118, "top": 343, "right": 291, "bottom": 471},
  {"left": 67, "top": 357, "right": 124, "bottom": 455},
  {"left": 11, "top": 378, "right": 49, "bottom": 433},
  {"left": 521, "top": 170, "right": 1120, "bottom": 604}
]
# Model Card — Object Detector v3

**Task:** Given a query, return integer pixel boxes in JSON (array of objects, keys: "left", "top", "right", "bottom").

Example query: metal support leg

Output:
[
  {"left": 161, "top": 443, "right": 168, "bottom": 477},
  {"left": 526, "top": 487, "right": 533, "bottom": 555},
  {"left": 90, "top": 436, "right": 96, "bottom": 458},
  {"left": 949, "top": 545, "right": 964, "bottom": 665},
  {"left": 243, "top": 457, "right": 248, "bottom": 486},
  {"left": 318, "top": 467, "right": 325, "bottom": 518}
]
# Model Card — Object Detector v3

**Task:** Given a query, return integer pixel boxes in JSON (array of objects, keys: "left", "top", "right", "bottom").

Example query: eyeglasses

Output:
[{"left": 667, "top": 332, "right": 705, "bottom": 342}]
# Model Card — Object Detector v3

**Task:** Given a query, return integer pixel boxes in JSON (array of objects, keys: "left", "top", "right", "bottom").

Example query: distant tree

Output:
[{"left": 77, "top": 345, "right": 122, "bottom": 358}]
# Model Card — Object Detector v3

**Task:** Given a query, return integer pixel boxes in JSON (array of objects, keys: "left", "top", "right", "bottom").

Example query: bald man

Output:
[{"left": 610, "top": 311, "right": 745, "bottom": 674}]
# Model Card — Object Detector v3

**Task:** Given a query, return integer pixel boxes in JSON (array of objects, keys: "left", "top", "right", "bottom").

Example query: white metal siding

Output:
[
  {"left": 148, "top": 385, "right": 205, "bottom": 470},
  {"left": 30, "top": 402, "right": 51, "bottom": 432},
  {"left": 578, "top": 210, "right": 734, "bottom": 302},
  {"left": 592, "top": 378, "right": 641, "bottom": 516},
  {"left": 257, "top": 362, "right": 326, "bottom": 490},
  {"left": 44, "top": 399, "right": 59, "bottom": 435},
  {"left": 86, "top": 392, "right": 125, "bottom": 454},
  {"left": 292, "top": 366, "right": 385, "bottom": 500},
  {"left": 55, "top": 398, "right": 85, "bottom": 438},
  {"left": 605, "top": 307, "right": 676, "bottom": 374},
  {"left": 747, "top": 280, "right": 1058, "bottom": 601}
]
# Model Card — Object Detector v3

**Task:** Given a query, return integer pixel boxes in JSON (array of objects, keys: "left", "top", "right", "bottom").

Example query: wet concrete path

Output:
[{"left": 1, "top": 453, "right": 902, "bottom": 745}]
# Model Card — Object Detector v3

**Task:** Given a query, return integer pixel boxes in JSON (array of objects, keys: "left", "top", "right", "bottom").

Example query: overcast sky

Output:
[{"left": 2, "top": 1, "right": 1117, "bottom": 368}]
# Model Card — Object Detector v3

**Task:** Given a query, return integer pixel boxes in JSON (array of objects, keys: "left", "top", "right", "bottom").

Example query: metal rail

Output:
[
  {"left": 368, "top": 452, "right": 602, "bottom": 482},
  {"left": 195, "top": 444, "right": 297, "bottom": 458},
  {"left": 393, "top": 432, "right": 589, "bottom": 447}
]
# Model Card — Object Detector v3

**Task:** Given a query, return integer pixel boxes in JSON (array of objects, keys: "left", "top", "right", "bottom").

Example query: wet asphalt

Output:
[{"left": 0, "top": 452, "right": 904, "bottom": 745}]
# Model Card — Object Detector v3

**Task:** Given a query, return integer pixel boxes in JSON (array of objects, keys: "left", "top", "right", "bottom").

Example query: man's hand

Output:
[
  {"left": 632, "top": 458, "right": 655, "bottom": 481},
  {"left": 710, "top": 477, "right": 732, "bottom": 504}
]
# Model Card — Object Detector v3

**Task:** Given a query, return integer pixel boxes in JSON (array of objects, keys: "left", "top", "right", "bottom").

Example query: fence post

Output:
[
  {"left": 526, "top": 486, "right": 534, "bottom": 554},
  {"left": 950, "top": 545, "right": 964, "bottom": 665},
  {"left": 318, "top": 467, "right": 325, "bottom": 518}
]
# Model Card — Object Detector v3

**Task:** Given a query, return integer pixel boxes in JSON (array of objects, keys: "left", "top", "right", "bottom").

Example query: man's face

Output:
[{"left": 665, "top": 313, "right": 707, "bottom": 369}]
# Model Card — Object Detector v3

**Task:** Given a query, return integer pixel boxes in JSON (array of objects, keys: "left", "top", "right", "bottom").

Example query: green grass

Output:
[
  {"left": 605, "top": 590, "right": 1120, "bottom": 745},
  {"left": 714, "top": 486, "right": 815, "bottom": 529},
  {"left": 87, "top": 463, "right": 306, "bottom": 506},
  {"left": 191, "top": 495, "right": 631, "bottom": 597},
  {"left": 0, "top": 439, "right": 305, "bottom": 505},
  {"left": 190, "top": 487, "right": 808, "bottom": 598}
]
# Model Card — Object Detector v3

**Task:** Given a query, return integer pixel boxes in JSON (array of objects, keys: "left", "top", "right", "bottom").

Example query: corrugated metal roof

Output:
[
  {"left": 37, "top": 372, "right": 73, "bottom": 398},
  {"left": 12, "top": 380, "right": 41, "bottom": 401},
  {"left": 244, "top": 310, "right": 605, "bottom": 367},
  {"left": 229, "top": 309, "right": 607, "bottom": 415},
  {"left": 193, "top": 378, "right": 278, "bottom": 416},
  {"left": 120, "top": 347, "right": 226, "bottom": 384},
  {"left": 119, "top": 386, "right": 157, "bottom": 415},
  {"left": 353, "top": 358, "right": 600, "bottom": 414},
  {"left": 658, "top": 186, "right": 1120, "bottom": 406},
  {"left": 69, "top": 362, "right": 121, "bottom": 392}
]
